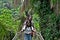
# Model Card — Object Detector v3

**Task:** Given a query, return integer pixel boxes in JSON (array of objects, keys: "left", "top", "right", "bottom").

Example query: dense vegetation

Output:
[
  {"left": 0, "top": 0, "right": 60, "bottom": 40},
  {"left": 30, "top": 0, "right": 60, "bottom": 40}
]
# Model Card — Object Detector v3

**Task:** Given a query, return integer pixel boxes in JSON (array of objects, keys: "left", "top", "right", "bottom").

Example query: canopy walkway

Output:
[{"left": 12, "top": 31, "right": 44, "bottom": 40}]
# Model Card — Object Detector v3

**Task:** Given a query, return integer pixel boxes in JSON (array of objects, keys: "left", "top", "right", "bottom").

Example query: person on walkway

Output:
[
  {"left": 21, "top": 20, "right": 36, "bottom": 40},
  {"left": 24, "top": 15, "right": 34, "bottom": 27}
]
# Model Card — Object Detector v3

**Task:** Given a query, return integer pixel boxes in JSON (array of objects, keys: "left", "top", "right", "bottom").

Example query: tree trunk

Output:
[
  {"left": 14, "top": 0, "right": 20, "bottom": 7},
  {"left": 53, "top": 0, "right": 60, "bottom": 16},
  {"left": 20, "top": 0, "right": 30, "bottom": 13}
]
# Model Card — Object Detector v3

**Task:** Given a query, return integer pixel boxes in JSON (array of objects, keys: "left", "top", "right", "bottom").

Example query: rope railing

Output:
[
  {"left": 12, "top": 31, "right": 44, "bottom": 40},
  {"left": 36, "top": 32, "right": 44, "bottom": 40}
]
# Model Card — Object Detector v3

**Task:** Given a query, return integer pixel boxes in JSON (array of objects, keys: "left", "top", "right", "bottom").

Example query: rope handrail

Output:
[{"left": 36, "top": 32, "right": 44, "bottom": 40}]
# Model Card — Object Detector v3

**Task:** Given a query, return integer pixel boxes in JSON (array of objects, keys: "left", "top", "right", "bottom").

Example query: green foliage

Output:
[
  {"left": 30, "top": 0, "right": 40, "bottom": 31},
  {"left": 40, "top": 0, "right": 60, "bottom": 40},
  {"left": 30, "top": 0, "right": 60, "bottom": 40},
  {"left": 0, "top": 8, "right": 20, "bottom": 40},
  {"left": 33, "top": 13, "right": 40, "bottom": 31}
]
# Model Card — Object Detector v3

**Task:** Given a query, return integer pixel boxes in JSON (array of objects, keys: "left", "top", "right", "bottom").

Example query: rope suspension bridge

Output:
[{"left": 12, "top": 0, "right": 44, "bottom": 40}]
